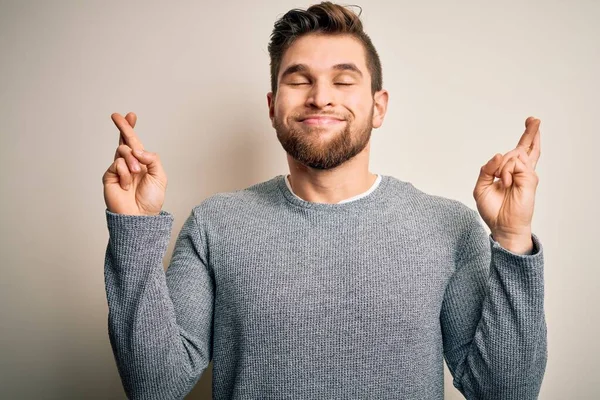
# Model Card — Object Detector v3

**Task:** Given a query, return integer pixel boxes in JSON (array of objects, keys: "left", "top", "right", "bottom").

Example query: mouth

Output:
[{"left": 299, "top": 116, "right": 345, "bottom": 126}]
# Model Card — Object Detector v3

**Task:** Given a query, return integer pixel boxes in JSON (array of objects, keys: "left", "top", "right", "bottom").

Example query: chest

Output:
[{"left": 209, "top": 215, "right": 456, "bottom": 331}]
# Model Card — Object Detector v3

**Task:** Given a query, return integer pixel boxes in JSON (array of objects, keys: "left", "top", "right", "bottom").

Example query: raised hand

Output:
[
  {"left": 102, "top": 112, "right": 168, "bottom": 216},
  {"left": 473, "top": 116, "right": 542, "bottom": 254}
]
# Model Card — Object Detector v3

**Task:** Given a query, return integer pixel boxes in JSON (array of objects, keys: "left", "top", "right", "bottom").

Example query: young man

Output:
[{"left": 103, "top": 2, "right": 546, "bottom": 399}]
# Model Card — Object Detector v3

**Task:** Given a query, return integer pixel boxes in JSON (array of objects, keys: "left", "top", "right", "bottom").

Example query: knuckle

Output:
[{"left": 117, "top": 158, "right": 128, "bottom": 170}]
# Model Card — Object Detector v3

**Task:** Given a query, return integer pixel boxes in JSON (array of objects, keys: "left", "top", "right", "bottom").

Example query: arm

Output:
[
  {"left": 441, "top": 209, "right": 547, "bottom": 399},
  {"left": 104, "top": 208, "right": 214, "bottom": 399}
]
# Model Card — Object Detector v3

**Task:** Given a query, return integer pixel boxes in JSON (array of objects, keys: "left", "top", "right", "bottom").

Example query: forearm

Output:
[
  {"left": 452, "top": 233, "right": 547, "bottom": 399},
  {"left": 104, "top": 210, "right": 199, "bottom": 400}
]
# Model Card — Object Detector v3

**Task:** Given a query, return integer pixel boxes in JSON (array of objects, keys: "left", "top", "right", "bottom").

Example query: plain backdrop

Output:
[{"left": 1, "top": 0, "right": 598, "bottom": 399}]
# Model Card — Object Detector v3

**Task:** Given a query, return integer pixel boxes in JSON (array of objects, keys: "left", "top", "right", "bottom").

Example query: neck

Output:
[{"left": 286, "top": 143, "right": 376, "bottom": 204}]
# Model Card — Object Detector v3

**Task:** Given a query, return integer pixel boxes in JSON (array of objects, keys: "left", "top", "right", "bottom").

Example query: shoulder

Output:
[
  {"left": 190, "top": 175, "right": 282, "bottom": 222},
  {"left": 385, "top": 175, "right": 479, "bottom": 227},
  {"left": 387, "top": 176, "right": 489, "bottom": 261}
]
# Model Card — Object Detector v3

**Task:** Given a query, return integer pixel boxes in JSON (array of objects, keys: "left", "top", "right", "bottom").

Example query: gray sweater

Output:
[{"left": 104, "top": 174, "right": 547, "bottom": 399}]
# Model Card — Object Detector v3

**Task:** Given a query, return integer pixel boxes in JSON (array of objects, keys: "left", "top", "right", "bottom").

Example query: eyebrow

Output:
[{"left": 280, "top": 63, "right": 363, "bottom": 79}]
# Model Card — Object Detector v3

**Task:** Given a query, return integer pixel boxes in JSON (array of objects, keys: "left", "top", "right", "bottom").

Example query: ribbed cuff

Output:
[
  {"left": 489, "top": 232, "right": 544, "bottom": 270},
  {"left": 105, "top": 209, "right": 175, "bottom": 271},
  {"left": 106, "top": 209, "right": 174, "bottom": 232}
]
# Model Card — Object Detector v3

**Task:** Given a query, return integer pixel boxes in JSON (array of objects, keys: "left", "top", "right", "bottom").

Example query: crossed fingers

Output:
[
  {"left": 112, "top": 112, "right": 145, "bottom": 175},
  {"left": 494, "top": 116, "right": 541, "bottom": 178}
]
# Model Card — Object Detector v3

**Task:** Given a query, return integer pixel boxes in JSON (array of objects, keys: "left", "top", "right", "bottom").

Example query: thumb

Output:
[
  {"left": 474, "top": 153, "right": 502, "bottom": 194},
  {"left": 132, "top": 149, "right": 166, "bottom": 182}
]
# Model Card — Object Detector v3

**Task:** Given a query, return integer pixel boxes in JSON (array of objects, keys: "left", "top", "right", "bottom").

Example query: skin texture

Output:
[{"left": 267, "top": 33, "right": 389, "bottom": 205}]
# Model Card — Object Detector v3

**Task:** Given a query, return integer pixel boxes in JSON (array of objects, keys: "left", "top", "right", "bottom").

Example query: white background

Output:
[{"left": 0, "top": 0, "right": 598, "bottom": 398}]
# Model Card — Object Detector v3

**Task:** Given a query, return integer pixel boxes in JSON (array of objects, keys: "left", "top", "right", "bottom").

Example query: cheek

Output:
[
  {"left": 274, "top": 92, "right": 301, "bottom": 118},
  {"left": 345, "top": 97, "right": 371, "bottom": 120},
  {"left": 342, "top": 87, "right": 372, "bottom": 110}
]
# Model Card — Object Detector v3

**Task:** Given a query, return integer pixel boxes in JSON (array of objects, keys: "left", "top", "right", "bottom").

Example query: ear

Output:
[
  {"left": 371, "top": 89, "right": 389, "bottom": 129},
  {"left": 267, "top": 92, "right": 275, "bottom": 127}
]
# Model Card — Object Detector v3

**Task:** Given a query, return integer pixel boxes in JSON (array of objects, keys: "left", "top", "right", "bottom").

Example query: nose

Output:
[{"left": 305, "top": 81, "right": 335, "bottom": 109}]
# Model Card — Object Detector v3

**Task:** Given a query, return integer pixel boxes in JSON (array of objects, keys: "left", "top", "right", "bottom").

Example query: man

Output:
[{"left": 103, "top": 2, "right": 546, "bottom": 399}]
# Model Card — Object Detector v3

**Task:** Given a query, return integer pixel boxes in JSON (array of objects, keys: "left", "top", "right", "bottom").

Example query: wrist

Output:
[{"left": 492, "top": 230, "right": 534, "bottom": 255}]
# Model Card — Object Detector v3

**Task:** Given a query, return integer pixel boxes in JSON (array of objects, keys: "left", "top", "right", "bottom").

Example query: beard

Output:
[{"left": 274, "top": 107, "right": 374, "bottom": 170}]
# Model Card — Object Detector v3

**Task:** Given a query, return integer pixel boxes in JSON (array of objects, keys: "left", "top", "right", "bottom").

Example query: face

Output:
[{"left": 267, "top": 33, "right": 388, "bottom": 170}]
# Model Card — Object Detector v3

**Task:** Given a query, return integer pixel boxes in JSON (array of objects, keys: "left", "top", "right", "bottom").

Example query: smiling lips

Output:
[{"left": 300, "top": 116, "right": 345, "bottom": 126}]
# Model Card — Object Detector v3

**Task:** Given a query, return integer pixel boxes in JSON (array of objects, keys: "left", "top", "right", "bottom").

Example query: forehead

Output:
[{"left": 279, "top": 33, "right": 368, "bottom": 75}]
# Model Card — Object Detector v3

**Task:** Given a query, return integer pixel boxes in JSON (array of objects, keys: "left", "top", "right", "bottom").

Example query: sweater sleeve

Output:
[
  {"left": 104, "top": 207, "right": 214, "bottom": 400},
  {"left": 440, "top": 209, "right": 547, "bottom": 399}
]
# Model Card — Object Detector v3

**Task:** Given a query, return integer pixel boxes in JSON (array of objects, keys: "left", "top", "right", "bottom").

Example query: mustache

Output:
[{"left": 293, "top": 112, "right": 348, "bottom": 121}]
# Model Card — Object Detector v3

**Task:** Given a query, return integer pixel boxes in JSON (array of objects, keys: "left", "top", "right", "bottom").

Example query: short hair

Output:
[{"left": 268, "top": 2, "right": 383, "bottom": 96}]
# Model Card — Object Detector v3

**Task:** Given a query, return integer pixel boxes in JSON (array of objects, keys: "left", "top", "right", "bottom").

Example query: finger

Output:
[
  {"left": 494, "top": 149, "right": 518, "bottom": 177},
  {"left": 103, "top": 160, "right": 119, "bottom": 185},
  {"left": 119, "top": 112, "right": 137, "bottom": 146},
  {"left": 516, "top": 116, "right": 540, "bottom": 153},
  {"left": 114, "top": 157, "right": 133, "bottom": 190},
  {"left": 125, "top": 112, "right": 137, "bottom": 128},
  {"left": 529, "top": 127, "right": 541, "bottom": 168},
  {"left": 513, "top": 155, "right": 539, "bottom": 186},
  {"left": 116, "top": 158, "right": 133, "bottom": 190},
  {"left": 132, "top": 149, "right": 167, "bottom": 183},
  {"left": 494, "top": 147, "right": 533, "bottom": 176},
  {"left": 513, "top": 154, "right": 529, "bottom": 175},
  {"left": 114, "top": 144, "right": 142, "bottom": 173},
  {"left": 499, "top": 155, "right": 532, "bottom": 187},
  {"left": 501, "top": 158, "right": 517, "bottom": 187},
  {"left": 474, "top": 153, "right": 503, "bottom": 195},
  {"left": 111, "top": 112, "right": 145, "bottom": 151},
  {"left": 494, "top": 117, "right": 539, "bottom": 175}
]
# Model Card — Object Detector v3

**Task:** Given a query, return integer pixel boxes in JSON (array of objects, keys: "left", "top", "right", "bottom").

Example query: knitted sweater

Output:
[{"left": 104, "top": 174, "right": 547, "bottom": 399}]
